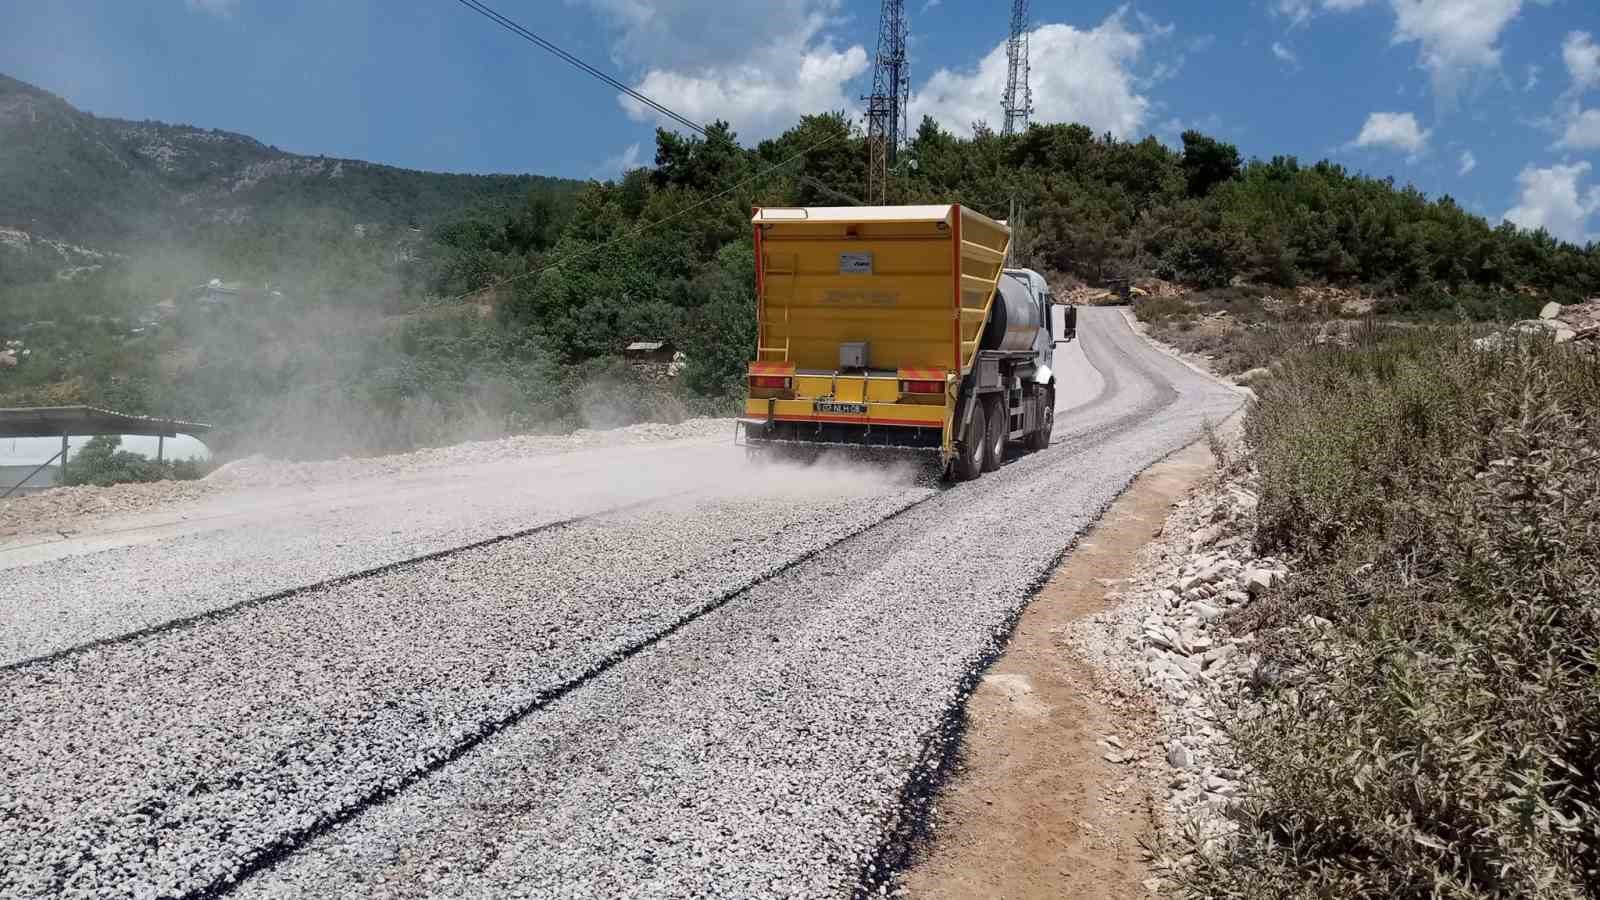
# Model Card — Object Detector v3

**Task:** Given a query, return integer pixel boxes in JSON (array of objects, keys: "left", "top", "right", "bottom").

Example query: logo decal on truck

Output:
[{"left": 839, "top": 252, "right": 874, "bottom": 274}]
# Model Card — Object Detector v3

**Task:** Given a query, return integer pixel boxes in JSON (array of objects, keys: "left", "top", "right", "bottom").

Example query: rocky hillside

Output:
[{"left": 0, "top": 73, "right": 575, "bottom": 258}]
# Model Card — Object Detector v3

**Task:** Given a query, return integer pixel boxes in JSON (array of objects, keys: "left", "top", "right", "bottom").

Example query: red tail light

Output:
[
  {"left": 901, "top": 379, "right": 943, "bottom": 395},
  {"left": 750, "top": 375, "right": 791, "bottom": 389}
]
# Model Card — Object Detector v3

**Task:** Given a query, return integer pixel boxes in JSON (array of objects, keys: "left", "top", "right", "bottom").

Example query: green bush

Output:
[
  {"left": 1135, "top": 295, "right": 1193, "bottom": 324},
  {"left": 1184, "top": 332, "right": 1600, "bottom": 899},
  {"left": 61, "top": 434, "right": 209, "bottom": 487}
]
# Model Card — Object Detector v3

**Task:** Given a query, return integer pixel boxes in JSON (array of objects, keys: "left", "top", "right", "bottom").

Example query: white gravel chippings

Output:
[
  {"left": 0, "top": 438, "right": 740, "bottom": 666},
  {"left": 0, "top": 309, "right": 1242, "bottom": 899},
  {"left": 1, "top": 487, "right": 927, "bottom": 899}
]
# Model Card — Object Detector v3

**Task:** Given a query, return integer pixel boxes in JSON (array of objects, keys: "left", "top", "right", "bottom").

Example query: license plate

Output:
[{"left": 814, "top": 401, "right": 868, "bottom": 415}]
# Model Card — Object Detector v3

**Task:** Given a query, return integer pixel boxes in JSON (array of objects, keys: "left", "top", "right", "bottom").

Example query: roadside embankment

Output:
[
  {"left": 900, "top": 435, "right": 1219, "bottom": 900},
  {"left": 915, "top": 321, "right": 1599, "bottom": 899},
  {"left": 1165, "top": 328, "right": 1600, "bottom": 897}
]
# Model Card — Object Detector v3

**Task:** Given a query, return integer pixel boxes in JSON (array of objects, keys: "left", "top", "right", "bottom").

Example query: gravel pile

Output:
[{"left": 0, "top": 479, "right": 213, "bottom": 539}]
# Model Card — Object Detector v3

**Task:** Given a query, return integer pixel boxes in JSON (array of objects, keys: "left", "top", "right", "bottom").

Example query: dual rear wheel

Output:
[
  {"left": 950, "top": 386, "right": 1055, "bottom": 482},
  {"left": 1026, "top": 386, "right": 1055, "bottom": 451},
  {"left": 982, "top": 395, "right": 1007, "bottom": 473},
  {"left": 951, "top": 400, "right": 988, "bottom": 482}
]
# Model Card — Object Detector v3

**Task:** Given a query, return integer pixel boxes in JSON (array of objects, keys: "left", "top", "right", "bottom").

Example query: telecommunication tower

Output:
[
  {"left": 864, "top": 0, "right": 909, "bottom": 205},
  {"left": 1001, "top": 0, "right": 1033, "bottom": 136}
]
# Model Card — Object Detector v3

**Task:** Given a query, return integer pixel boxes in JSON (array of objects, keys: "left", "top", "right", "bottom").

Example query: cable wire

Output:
[
  {"left": 445, "top": 0, "right": 848, "bottom": 305},
  {"left": 451, "top": 0, "right": 708, "bottom": 136}
]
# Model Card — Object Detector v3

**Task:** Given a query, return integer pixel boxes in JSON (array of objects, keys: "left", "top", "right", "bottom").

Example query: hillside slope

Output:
[{"left": 0, "top": 73, "right": 575, "bottom": 252}]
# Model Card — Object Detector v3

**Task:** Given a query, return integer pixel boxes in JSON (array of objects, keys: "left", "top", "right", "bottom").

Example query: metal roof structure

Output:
[{"left": 0, "top": 406, "right": 213, "bottom": 439}]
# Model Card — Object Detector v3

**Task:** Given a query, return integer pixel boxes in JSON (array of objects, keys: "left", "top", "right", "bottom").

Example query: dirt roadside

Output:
[{"left": 901, "top": 437, "right": 1218, "bottom": 900}]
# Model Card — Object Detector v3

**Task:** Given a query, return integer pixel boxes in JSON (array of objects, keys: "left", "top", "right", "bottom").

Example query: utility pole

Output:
[
  {"left": 1001, "top": 0, "right": 1033, "bottom": 136},
  {"left": 864, "top": 0, "right": 909, "bottom": 205}
]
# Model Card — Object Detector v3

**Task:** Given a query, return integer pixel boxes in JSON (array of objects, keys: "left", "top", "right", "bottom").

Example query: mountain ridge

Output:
[{"left": 0, "top": 73, "right": 577, "bottom": 252}]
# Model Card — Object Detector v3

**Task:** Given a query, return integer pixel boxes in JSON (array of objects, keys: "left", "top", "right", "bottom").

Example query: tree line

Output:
[{"left": 3, "top": 113, "right": 1596, "bottom": 457}]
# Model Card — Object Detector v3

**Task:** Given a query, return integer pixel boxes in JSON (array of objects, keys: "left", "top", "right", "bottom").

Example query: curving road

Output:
[{"left": 0, "top": 308, "right": 1242, "bottom": 899}]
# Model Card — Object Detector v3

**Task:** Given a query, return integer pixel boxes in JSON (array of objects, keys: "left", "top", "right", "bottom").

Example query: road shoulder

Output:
[{"left": 900, "top": 437, "right": 1218, "bottom": 899}]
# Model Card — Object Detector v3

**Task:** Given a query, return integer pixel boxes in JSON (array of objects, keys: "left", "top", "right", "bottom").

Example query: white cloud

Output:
[
  {"left": 185, "top": 0, "right": 237, "bottom": 16},
  {"left": 908, "top": 11, "right": 1155, "bottom": 139},
  {"left": 1557, "top": 108, "right": 1600, "bottom": 150},
  {"left": 1352, "top": 111, "right": 1432, "bottom": 156},
  {"left": 1458, "top": 149, "right": 1477, "bottom": 175},
  {"left": 578, "top": 0, "right": 869, "bottom": 140},
  {"left": 1277, "top": 0, "right": 1528, "bottom": 103},
  {"left": 920, "top": 0, "right": 941, "bottom": 11},
  {"left": 1389, "top": 0, "right": 1525, "bottom": 104},
  {"left": 594, "top": 142, "right": 643, "bottom": 179},
  {"left": 1273, "top": 0, "right": 1372, "bottom": 26},
  {"left": 1564, "top": 31, "right": 1600, "bottom": 92},
  {"left": 1524, "top": 64, "right": 1541, "bottom": 92},
  {"left": 1274, "top": 0, "right": 1316, "bottom": 26},
  {"left": 624, "top": 46, "right": 868, "bottom": 139},
  {"left": 1502, "top": 161, "right": 1600, "bottom": 243},
  {"left": 1272, "top": 42, "right": 1300, "bottom": 67}
]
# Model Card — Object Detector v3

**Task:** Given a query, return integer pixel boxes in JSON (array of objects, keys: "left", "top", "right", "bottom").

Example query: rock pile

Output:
[
  {"left": 1066, "top": 431, "right": 1306, "bottom": 856},
  {"left": 1481, "top": 299, "right": 1600, "bottom": 350},
  {"left": 1126, "top": 473, "right": 1290, "bottom": 843},
  {"left": 0, "top": 479, "right": 214, "bottom": 539}
]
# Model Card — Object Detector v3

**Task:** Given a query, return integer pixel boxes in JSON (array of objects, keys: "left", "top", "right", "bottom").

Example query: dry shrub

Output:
[{"left": 1183, "top": 331, "right": 1600, "bottom": 899}]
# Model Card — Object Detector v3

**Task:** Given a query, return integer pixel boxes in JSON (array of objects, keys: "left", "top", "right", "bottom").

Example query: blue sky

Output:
[{"left": 2, "top": 0, "right": 1598, "bottom": 240}]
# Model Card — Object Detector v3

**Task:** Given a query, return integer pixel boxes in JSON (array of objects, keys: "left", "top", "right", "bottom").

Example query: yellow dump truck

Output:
[{"left": 738, "top": 205, "right": 1073, "bottom": 481}]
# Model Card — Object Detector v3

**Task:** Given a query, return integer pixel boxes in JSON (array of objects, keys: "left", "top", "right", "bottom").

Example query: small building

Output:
[
  {"left": 192, "top": 278, "right": 283, "bottom": 308},
  {"left": 624, "top": 340, "right": 677, "bottom": 364}
]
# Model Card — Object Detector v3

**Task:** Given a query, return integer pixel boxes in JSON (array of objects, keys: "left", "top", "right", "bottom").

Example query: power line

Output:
[
  {"left": 450, "top": 0, "right": 707, "bottom": 136},
  {"left": 444, "top": 0, "right": 847, "bottom": 306}
]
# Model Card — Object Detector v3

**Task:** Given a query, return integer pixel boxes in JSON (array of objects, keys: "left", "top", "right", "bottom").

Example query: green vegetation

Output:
[
  {"left": 4, "top": 67, "right": 1598, "bottom": 462},
  {"left": 1181, "top": 331, "right": 1600, "bottom": 898},
  {"left": 61, "top": 435, "right": 208, "bottom": 487}
]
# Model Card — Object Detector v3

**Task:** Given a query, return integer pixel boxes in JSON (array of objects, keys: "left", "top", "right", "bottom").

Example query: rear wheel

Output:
[
  {"left": 951, "top": 401, "right": 988, "bottom": 482},
  {"left": 1026, "top": 386, "right": 1055, "bottom": 451},
  {"left": 982, "top": 394, "right": 1006, "bottom": 472}
]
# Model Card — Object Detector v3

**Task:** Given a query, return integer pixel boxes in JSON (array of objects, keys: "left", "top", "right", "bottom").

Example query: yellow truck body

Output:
[{"left": 739, "top": 205, "right": 1017, "bottom": 468}]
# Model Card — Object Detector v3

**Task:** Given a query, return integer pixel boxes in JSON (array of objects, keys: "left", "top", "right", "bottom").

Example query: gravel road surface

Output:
[{"left": 0, "top": 308, "right": 1242, "bottom": 899}]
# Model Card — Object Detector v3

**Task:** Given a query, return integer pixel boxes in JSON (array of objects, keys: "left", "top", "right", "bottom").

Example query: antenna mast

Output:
[
  {"left": 864, "top": 0, "right": 909, "bottom": 205},
  {"left": 1001, "top": 0, "right": 1033, "bottom": 136}
]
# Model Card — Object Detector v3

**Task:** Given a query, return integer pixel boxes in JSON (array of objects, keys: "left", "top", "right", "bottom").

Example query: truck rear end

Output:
[{"left": 739, "top": 205, "right": 1051, "bottom": 480}]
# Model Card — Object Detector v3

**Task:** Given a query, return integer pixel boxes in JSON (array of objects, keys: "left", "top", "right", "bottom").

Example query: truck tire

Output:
[
  {"left": 982, "top": 394, "right": 1006, "bottom": 472},
  {"left": 1026, "top": 386, "right": 1055, "bottom": 451},
  {"left": 951, "top": 401, "right": 987, "bottom": 482}
]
